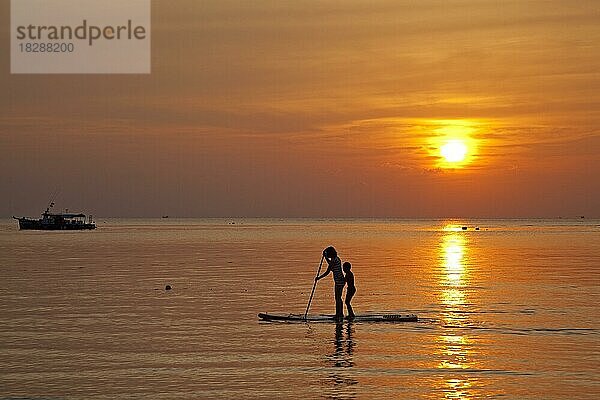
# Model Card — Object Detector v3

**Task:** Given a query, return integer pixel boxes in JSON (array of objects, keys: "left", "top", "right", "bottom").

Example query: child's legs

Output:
[
  {"left": 346, "top": 303, "right": 354, "bottom": 317},
  {"left": 345, "top": 289, "right": 355, "bottom": 316}
]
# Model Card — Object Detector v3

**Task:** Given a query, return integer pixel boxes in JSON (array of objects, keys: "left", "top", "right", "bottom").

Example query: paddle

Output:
[{"left": 304, "top": 254, "right": 325, "bottom": 320}]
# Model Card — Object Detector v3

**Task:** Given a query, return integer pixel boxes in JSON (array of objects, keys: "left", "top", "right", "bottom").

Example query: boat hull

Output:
[{"left": 16, "top": 218, "right": 96, "bottom": 230}]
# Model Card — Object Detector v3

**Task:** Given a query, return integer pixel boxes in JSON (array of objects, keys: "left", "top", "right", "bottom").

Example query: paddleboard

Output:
[{"left": 258, "top": 312, "right": 418, "bottom": 323}]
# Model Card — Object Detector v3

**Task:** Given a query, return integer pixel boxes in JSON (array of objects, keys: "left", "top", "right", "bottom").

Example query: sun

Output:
[
  {"left": 440, "top": 140, "right": 468, "bottom": 163},
  {"left": 423, "top": 119, "right": 480, "bottom": 168}
]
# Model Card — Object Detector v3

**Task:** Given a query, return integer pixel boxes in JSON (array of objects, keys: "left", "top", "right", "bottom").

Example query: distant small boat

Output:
[
  {"left": 162, "top": 215, "right": 169, "bottom": 218},
  {"left": 13, "top": 202, "right": 96, "bottom": 230}
]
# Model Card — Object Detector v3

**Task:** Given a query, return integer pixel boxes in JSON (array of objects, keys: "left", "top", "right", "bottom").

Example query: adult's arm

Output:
[{"left": 316, "top": 265, "right": 332, "bottom": 281}]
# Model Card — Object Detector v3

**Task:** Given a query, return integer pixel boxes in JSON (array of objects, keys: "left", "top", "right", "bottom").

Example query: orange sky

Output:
[{"left": 1, "top": 1, "right": 599, "bottom": 217}]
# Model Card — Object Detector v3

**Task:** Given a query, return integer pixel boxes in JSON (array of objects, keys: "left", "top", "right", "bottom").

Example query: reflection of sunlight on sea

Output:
[
  {"left": 439, "top": 232, "right": 470, "bottom": 324},
  {"left": 437, "top": 229, "right": 475, "bottom": 397},
  {"left": 444, "top": 378, "right": 472, "bottom": 399},
  {"left": 444, "top": 236, "right": 464, "bottom": 284},
  {"left": 437, "top": 334, "right": 470, "bottom": 369}
]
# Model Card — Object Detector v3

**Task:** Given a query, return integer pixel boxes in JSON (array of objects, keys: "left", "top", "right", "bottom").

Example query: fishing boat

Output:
[{"left": 13, "top": 202, "right": 96, "bottom": 230}]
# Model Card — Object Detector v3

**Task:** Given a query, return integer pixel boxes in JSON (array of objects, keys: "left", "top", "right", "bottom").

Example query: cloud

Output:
[{"left": 1, "top": 1, "right": 599, "bottom": 216}]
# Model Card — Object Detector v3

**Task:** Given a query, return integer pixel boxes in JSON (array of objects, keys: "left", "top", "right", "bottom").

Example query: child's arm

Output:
[{"left": 346, "top": 272, "right": 355, "bottom": 287}]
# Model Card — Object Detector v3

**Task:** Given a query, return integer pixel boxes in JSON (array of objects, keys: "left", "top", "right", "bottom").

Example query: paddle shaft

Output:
[{"left": 304, "top": 255, "right": 325, "bottom": 320}]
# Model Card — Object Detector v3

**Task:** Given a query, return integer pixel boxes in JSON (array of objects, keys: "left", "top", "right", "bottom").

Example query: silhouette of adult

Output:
[{"left": 315, "top": 246, "right": 345, "bottom": 321}]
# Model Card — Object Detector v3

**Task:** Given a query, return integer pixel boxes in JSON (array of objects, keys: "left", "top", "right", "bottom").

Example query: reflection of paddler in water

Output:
[
  {"left": 324, "top": 322, "right": 357, "bottom": 398},
  {"left": 331, "top": 322, "right": 355, "bottom": 368},
  {"left": 315, "top": 246, "right": 345, "bottom": 321}
]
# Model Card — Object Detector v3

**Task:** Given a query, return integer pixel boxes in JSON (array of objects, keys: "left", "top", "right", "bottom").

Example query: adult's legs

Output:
[{"left": 334, "top": 284, "right": 344, "bottom": 320}]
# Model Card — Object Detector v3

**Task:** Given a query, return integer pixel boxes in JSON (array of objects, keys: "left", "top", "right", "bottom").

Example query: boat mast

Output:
[{"left": 44, "top": 200, "right": 55, "bottom": 216}]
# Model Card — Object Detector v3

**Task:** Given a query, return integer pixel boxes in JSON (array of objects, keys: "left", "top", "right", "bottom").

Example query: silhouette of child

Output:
[{"left": 343, "top": 262, "right": 356, "bottom": 319}]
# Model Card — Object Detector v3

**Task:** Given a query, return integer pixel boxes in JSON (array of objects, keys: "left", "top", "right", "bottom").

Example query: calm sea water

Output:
[{"left": 0, "top": 218, "right": 599, "bottom": 399}]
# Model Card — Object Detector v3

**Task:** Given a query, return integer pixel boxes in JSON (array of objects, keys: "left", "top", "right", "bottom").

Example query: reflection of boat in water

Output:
[{"left": 13, "top": 202, "right": 96, "bottom": 230}]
